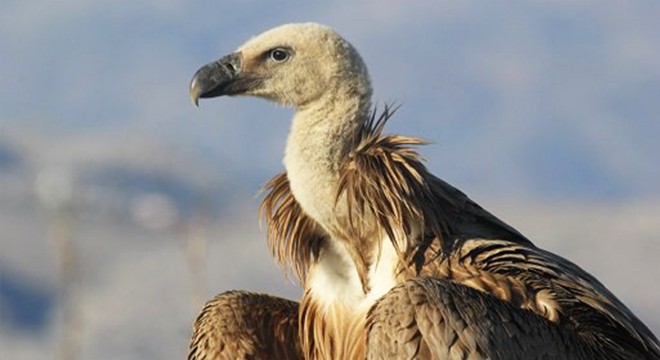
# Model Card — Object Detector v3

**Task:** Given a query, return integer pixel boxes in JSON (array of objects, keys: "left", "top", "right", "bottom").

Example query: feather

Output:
[
  {"left": 188, "top": 22, "right": 660, "bottom": 360},
  {"left": 260, "top": 173, "right": 323, "bottom": 284}
]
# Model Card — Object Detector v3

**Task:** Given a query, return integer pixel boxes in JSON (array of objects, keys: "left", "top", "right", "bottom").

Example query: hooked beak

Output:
[{"left": 189, "top": 52, "right": 243, "bottom": 106}]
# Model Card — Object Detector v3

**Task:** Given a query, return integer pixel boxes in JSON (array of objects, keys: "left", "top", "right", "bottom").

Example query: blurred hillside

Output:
[{"left": 1, "top": 1, "right": 659, "bottom": 359}]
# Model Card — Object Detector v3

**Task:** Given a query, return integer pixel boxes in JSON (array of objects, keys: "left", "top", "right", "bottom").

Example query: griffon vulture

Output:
[{"left": 187, "top": 23, "right": 660, "bottom": 360}]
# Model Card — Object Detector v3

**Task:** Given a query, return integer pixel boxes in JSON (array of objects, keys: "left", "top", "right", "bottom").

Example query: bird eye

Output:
[{"left": 269, "top": 48, "right": 289, "bottom": 62}]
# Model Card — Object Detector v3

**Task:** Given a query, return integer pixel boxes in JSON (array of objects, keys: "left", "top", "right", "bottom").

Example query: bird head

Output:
[{"left": 189, "top": 23, "right": 372, "bottom": 108}]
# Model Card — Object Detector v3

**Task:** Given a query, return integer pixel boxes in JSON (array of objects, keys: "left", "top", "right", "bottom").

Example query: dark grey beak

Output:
[{"left": 189, "top": 52, "right": 242, "bottom": 106}]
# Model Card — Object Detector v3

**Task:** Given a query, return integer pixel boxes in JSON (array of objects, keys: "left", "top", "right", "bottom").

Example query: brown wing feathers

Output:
[
  {"left": 194, "top": 106, "right": 660, "bottom": 359},
  {"left": 188, "top": 291, "right": 302, "bottom": 360},
  {"left": 268, "top": 106, "right": 659, "bottom": 358}
]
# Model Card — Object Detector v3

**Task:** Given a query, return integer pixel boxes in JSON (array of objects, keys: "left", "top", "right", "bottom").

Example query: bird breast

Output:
[{"left": 307, "top": 236, "right": 400, "bottom": 314}]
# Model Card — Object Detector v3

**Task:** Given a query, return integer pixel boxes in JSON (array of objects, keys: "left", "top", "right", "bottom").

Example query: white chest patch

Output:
[{"left": 307, "top": 237, "right": 400, "bottom": 314}]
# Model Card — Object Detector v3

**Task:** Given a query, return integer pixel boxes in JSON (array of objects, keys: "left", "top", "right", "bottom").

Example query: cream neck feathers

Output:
[{"left": 283, "top": 69, "right": 372, "bottom": 233}]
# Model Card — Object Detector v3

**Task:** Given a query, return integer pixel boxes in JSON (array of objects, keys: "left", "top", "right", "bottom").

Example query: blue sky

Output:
[{"left": 2, "top": 0, "right": 659, "bottom": 201}]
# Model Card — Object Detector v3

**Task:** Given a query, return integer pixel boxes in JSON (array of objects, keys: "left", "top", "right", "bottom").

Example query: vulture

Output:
[{"left": 187, "top": 23, "right": 660, "bottom": 359}]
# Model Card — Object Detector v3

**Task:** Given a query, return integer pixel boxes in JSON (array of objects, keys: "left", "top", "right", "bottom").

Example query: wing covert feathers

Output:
[
  {"left": 367, "top": 277, "right": 591, "bottom": 360},
  {"left": 188, "top": 291, "right": 302, "bottom": 360}
]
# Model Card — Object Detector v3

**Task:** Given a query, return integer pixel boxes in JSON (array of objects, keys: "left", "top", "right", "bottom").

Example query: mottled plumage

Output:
[
  {"left": 188, "top": 23, "right": 660, "bottom": 359},
  {"left": 188, "top": 291, "right": 301, "bottom": 360},
  {"left": 259, "top": 109, "right": 660, "bottom": 359}
]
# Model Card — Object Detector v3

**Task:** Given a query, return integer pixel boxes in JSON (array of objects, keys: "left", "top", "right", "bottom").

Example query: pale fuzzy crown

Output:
[{"left": 236, "top": 23, "right": 372, "bottom": 107}]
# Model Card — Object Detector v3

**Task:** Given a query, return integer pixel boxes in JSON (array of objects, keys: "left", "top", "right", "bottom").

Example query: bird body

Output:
[{"left": 188, "top": 23, "right": 660, "bottom": 359}]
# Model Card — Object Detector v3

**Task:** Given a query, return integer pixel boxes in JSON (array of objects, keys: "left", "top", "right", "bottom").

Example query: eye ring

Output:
[{"left": 269, "top": 48, "right": 289, "bottom": 62}]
